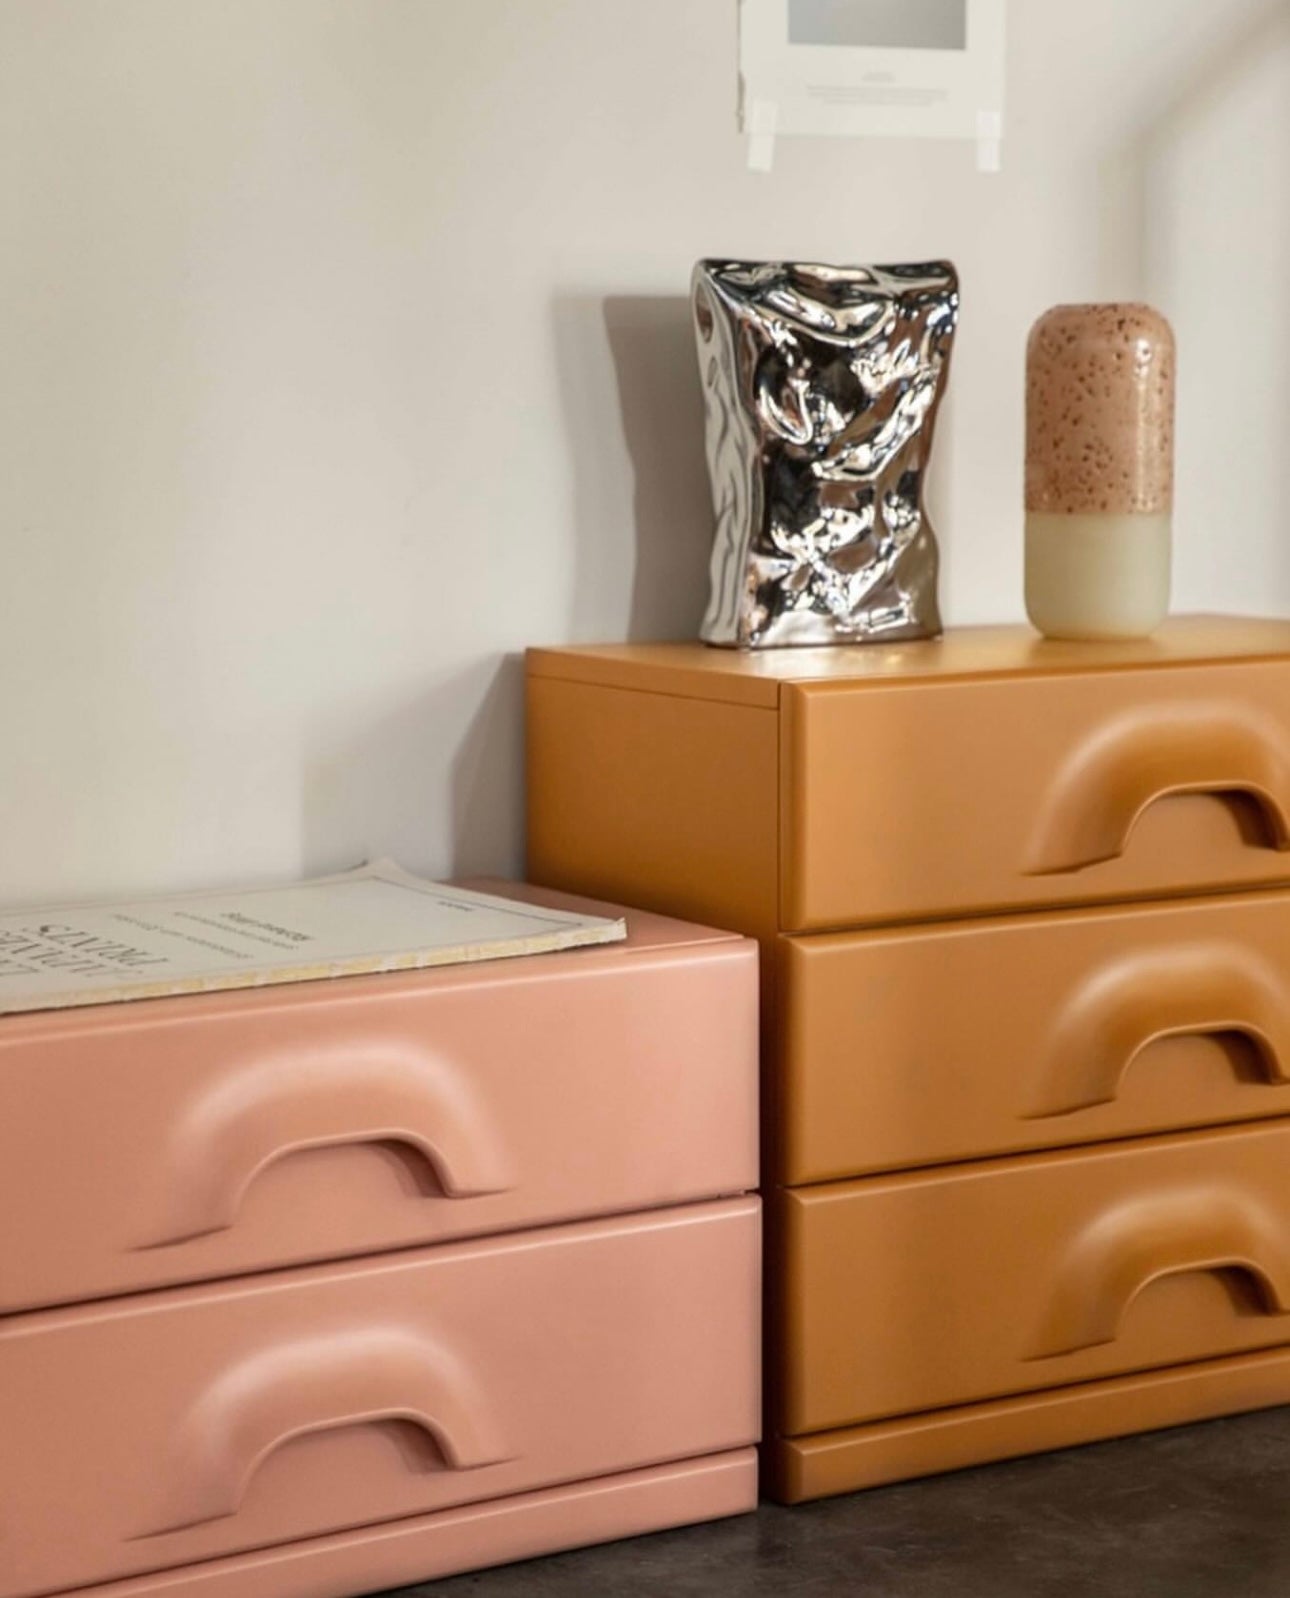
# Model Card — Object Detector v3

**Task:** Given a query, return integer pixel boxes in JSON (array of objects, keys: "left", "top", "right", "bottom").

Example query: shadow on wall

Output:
[
  {"left": 1110, "top": 0, "right": 1290, "bottom": 294},
  {"left": 1106, "top": 0, "right": 1290, "bottom": 606},
  {"left": 552, "top": 292, "right": 714, "bottom": 643},
  {"left": 450, "top": 654, "right": 525, "bottom": 878},
  {"left": 301, "top": 654, "right": 525, "bottom": 883},
  {"left": 305, "top": 295, "right": 716, "bottom": 886}
]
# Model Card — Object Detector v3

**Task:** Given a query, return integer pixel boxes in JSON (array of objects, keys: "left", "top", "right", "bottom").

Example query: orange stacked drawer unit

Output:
[
  {"left": 0, "top": 885, "right": 760, "bottom": 1598},
  {"left": 527, "top": 617, "right": 1290, "bottom": 1503}
]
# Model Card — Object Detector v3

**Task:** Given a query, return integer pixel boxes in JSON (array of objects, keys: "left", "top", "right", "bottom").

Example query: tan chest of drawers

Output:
[{"left": 527, "top": 616, "right": 1290, "bottom": 1502}]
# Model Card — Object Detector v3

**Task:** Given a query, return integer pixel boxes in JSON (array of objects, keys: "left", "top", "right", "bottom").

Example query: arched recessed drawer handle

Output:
[
  {"left": 1026, "top": 944, "right": 1290, "bottom": 1119},
  {"left": 144, "top": 1328, "right": 511, "bottom": 1535},
  {"left": 1030, "top": 1189, "right": 1290, "bottom": 1360},
  {"left": 137, "top": 1042, "right": 513, "bottom": 1249},
  {"left": 1026, "top": 705, "right": 1290, "bottom": 876}
]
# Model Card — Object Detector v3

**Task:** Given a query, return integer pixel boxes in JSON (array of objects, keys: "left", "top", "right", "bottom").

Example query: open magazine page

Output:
[{"left": 0, "top": 861, "right": 626, "bottom": 1015}]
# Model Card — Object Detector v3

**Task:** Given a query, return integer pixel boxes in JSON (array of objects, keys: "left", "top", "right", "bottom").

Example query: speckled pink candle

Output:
[{"left": 1025, "top": 303, "right": 1176, "bottom": 640}]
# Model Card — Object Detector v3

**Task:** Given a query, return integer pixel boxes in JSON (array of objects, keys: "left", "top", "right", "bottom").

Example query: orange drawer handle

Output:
[
  {"left": 147, "top": 1328, "right": 511, "bottom": 1533},
  {"left": 1031, "top": 1189, "right": 1290, "bottom": 1359},
  {"left": 137, "top": 1041, "right": 513, "bottom": 1248},
  {"left": 1026, "top": 943, "right": 1290, "bottom": 1119},
  {"left": 1026, "top": 704, "right": 1290, "bottom": 875}
]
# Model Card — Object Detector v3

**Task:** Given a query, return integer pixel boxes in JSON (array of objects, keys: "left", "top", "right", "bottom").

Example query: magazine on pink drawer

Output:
[{"left": 0, "top": 860, "right": 626, "bottom": 1015}]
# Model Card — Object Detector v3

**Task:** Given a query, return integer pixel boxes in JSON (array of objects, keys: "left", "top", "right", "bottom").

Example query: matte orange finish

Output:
[
  {"left": 80, "top": 1453, "right": 759, "bottom": 1598},
  {"left": 771, "top": 1348, "right": 1290, "bottom": 1502},
  {"left": 528, "top": 616, "right": 1290, "bottom": 702},
  {"left": 0, "top": 885, "right": 757, "bottom": 1314},
  {"left": 526, "top": 674, "right": 780, "bottom": 941},
  {"left": 525, "top": 618, "right": 1290, "bottom": 1501},
  {"left": 782, "top": 888, "right": 1290, "bottom": 1182},
  {"left": 1, "top": 1199, "right": 760, "bottom": 1598},
  {"left": 529, "top": 622, "right": 1290, "bottom": 938},
  {"left": 780, "top": 1122, "right": 1290, "bottom": 1434},
  {"left": 781, "top": 662, "right": 1290, "bottom": 930}
]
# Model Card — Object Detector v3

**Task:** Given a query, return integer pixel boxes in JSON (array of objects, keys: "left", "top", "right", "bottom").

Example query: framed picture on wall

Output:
[{"left": 739, "top": 0, "right": 1005, "bottom": 160}]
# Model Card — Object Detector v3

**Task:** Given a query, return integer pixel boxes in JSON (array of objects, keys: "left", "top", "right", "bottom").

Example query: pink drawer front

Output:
[
  {"left": 0, "top": 888, "right": 757, "bottom": 1313},
  {"left": 0, "top": 1197, "right": 761, "bottom": 1598}
]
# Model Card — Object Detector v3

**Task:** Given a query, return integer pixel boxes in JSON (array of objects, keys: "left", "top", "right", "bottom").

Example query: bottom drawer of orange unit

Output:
[
  {"left": 769, "top": 1344, "right": 1290, "bottom": 1503},
  {"left": 778, "top": 1121, "right": 1290, "bottom": 1436}
]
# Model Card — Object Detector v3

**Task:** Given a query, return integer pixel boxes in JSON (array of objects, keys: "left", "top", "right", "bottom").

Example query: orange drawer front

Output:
[
  {"left": 0, "top": 905, "right": 757, "bottom": 1314},
  {"left": 780, "top": 659, "right": 1290, "bottom": 931},
  {"left": 0, "top": 1198, "right": 760, "bottom": 1598},
  {"left": 780, "top": 1122, "right": 1290, "bottom": 1436},
  {"left": 781, "top": 889, "right": 1290, "bottom": 1183}
]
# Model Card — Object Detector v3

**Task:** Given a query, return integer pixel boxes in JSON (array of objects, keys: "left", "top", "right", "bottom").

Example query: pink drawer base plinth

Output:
[{"left": 80, "top": 1451, "right": 758, "bottom": 1598}]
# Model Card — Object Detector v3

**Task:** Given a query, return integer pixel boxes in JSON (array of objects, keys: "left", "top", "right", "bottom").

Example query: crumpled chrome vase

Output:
[{"left": 692, "top": 259, "right": 958, "bottom": 648}]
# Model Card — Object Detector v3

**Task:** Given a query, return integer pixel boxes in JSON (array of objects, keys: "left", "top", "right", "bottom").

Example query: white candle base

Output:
[{"left": 1024, "top": 512, "right": 1171, "bottom": 641}]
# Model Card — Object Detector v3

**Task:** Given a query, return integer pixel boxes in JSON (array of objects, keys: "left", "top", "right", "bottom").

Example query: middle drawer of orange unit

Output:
[{"left": 780, "top": 888, "right": 1290, "bottom": 1184}]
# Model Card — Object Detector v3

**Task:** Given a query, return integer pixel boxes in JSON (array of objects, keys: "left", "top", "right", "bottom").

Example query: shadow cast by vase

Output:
[
  {"left": 303, "top": 292, "right": 717, "bottom": 886},
  {"left": 553, "top": 292, "right": 713, "bottom": 643}
]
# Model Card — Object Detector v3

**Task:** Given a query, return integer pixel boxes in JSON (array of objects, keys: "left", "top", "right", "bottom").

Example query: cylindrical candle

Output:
[{"left": 1024, "top": 303, "right": 1175, "bottom": 640}]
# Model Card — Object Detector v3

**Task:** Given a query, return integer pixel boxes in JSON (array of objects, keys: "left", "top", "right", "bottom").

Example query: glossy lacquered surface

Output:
[
  {"left": 0, "top": 1199, "right": 760, "bottom": 1598},
  {"left": 780, "top": 1122, "right": 1290, "bottom": 1435},
  {"left": 781, "top": 889, "right": 1290, "bottom": 1183},
  {"left": 0, "top": 886, "right": 757, "bottom": 1313}
]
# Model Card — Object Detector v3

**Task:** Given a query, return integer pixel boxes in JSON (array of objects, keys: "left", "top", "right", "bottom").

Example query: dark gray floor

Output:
[{"left": 384, "top": 1409, "right": 1290, "bottom": 1596}]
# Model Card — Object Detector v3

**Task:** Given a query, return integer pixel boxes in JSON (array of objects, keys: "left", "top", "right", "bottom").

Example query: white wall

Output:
[{"left": 2, "top": 0, "right": 1287, "bottom": 906}]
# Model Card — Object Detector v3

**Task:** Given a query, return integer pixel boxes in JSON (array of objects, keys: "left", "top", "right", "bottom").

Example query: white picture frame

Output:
[{"left": 739, "top": 0, "right": 1005, "bottom": 166}]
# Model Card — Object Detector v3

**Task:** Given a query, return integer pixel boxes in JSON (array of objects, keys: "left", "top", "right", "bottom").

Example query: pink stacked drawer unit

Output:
[{"left": 0, "top": 884, "right": 761, "bottom": 1598}]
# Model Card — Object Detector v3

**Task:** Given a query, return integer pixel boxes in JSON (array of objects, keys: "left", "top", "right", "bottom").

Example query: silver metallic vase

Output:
[{"left": 692, "top": 258, "right": 958, "bottom": 648}]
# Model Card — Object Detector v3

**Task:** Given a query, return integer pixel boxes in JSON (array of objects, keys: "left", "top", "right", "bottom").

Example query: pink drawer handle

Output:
[
  {"left": 1026, "top": 704, "right": 1290, "bottom": 875},
  {"left": 147, "top": 1328, "right": 511, "bottom": 1533},
  {"left": 138, "top": 1042, "right": 513, "bottom": 1248},
  {"left": 1030, "top": 1189, "right": 1290, "bottom": 1359},
  {"left": 1026, "top": 943, "right": 1290, "bottom": 1119}
]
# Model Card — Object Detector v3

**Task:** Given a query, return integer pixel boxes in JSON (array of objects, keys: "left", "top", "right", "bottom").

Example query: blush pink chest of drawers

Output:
[{"left": 0, "top": 883, "right": 761, "bottom": 1598}]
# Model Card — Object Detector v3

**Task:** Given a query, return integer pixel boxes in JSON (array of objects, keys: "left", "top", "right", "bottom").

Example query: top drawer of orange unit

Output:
[
  {"left": 527, "top": 620, "right": 1290, "bottom": 935},
  {"left": 780, "top": 656, "right": 1290, "bottom": 929}
]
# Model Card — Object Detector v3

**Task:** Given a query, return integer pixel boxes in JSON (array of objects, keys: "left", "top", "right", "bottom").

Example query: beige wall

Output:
[{"left": 2, "top": 0, "right": 1287, "bottom": 904}]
